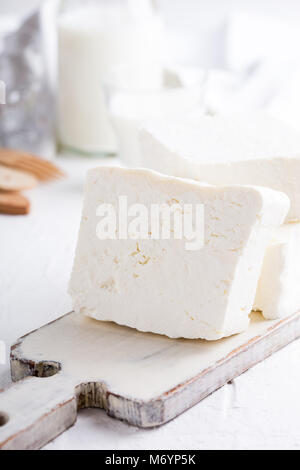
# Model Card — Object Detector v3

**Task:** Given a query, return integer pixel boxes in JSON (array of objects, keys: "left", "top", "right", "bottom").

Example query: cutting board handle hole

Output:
[{"left": 0, "top": 412, "right": 9, "bottom": 427}]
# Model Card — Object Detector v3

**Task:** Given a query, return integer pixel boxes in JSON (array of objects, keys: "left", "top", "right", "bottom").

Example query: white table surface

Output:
[{"left": 1, "top": 156, "right": 300, "bottom": 451}]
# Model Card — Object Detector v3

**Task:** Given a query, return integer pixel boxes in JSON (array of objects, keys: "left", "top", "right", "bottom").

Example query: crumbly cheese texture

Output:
[
  {"left": 69, "top": 167, "right": 289, "bottom": 340},
  {"left": 139, "top": 113, "right": 300, "bottom": 222},
  {"left": 254, "top": 223, "right": 300, "bottom": 320}
]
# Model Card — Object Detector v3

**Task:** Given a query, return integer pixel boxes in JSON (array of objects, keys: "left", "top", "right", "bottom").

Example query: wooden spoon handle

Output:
[
  {"left": 0, "top": 193, "right": 30, "bottom": 215},
  {"left": 0, "top": 165, "right": 37, "bottom": 192}
]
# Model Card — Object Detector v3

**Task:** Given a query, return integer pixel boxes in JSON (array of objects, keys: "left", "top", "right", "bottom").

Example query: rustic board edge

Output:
[{"left": 8, "top": 311, "right": 300, "bottom": 431}]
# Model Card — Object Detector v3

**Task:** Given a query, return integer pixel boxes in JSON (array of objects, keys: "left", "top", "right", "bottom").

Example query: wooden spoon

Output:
[
  {"left": 0, "top": 165, "right": 38, "bottom": 192},
  {"left": 0, "top": 192, "right": 30, "bottom": 215},
  {"left": 0, "top": 149, "right": 65, "bottom": 181}
]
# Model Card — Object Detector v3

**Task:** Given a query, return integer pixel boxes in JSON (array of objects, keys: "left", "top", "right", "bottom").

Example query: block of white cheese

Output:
[
  {"left": 255, "top": 224, "right": 300, "bottom": 320},
  {"left": 139, "top": 113, "right": 300, "bottom": 222},
  {"left": 69, "top": 167, "right": 289, "bottom": 340}
]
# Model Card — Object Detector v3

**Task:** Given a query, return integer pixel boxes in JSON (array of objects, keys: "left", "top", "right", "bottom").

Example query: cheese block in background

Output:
[
  {"left": 139, "top": 113, "right": 300, "bottom": 222},
  {"left": 255, "top": 224, "right": 300, "bottom": 320},
  {"left": 69, "top": 167, "right": 289, "bottom": 340}
]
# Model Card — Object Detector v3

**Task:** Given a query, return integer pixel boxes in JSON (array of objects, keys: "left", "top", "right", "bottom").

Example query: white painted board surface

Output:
[{"left": 1, "top": 309, "right": 300, "bottom": 449}]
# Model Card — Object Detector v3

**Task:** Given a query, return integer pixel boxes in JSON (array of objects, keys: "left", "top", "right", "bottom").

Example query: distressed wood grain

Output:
[{"left": 0, "top": 310, "right": 300, "bottom": 450}]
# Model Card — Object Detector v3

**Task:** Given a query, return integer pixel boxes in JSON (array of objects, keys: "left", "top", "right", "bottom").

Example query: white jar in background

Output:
[{"left": 57, "top": 0, "right": 164, "bottom": 156}]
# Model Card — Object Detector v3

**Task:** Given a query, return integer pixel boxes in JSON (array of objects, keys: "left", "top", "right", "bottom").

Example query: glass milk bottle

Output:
[{"left": 57, "top": 0, "right": 164, "bottom": 156}]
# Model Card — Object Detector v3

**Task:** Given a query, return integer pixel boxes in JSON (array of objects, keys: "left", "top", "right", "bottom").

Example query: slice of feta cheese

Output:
[
  {"left": 254, "top": 223, "right": 300, "bottom": 320},
  {"left": 139, "top": 113, "right": 300, "bottom": 222},
  {"left": 69, "top": 167, "right": 289, "bottom": 340}
]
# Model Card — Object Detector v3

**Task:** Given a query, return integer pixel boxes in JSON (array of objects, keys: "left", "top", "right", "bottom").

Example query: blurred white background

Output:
[{"left": 2, "top": 0, "right": 300, "bottom": 67}]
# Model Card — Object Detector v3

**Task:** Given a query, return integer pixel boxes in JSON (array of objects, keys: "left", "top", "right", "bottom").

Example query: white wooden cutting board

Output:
[{"left": 0, "top": 310, "right": 300, "bottom": 450}]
